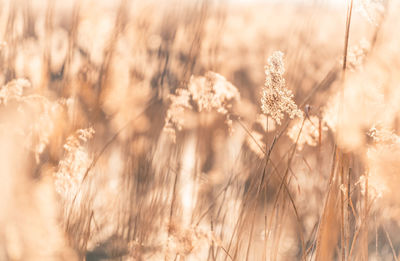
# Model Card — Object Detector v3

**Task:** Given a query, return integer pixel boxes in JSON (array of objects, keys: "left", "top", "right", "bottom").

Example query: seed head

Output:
[{"left": 261, "top": 51, "right": 303, "bottom": 124}]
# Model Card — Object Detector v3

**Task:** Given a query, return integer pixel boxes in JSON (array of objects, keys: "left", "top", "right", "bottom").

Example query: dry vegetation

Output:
[{"left": 0, "top": 0, "right": 400, "bottom": 260}]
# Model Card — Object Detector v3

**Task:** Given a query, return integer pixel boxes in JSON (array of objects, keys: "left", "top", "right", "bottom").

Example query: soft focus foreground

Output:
[{"left": 0, "top": 0, "right": 399, "bottom": 260}]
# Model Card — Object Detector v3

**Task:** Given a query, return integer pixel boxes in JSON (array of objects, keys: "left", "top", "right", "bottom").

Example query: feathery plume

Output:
[
  {"left": 0, "top": 79, "right": 31, "bottom": 105},
  {"left": 164, "top": 72, "right": 240, "bottom": 141},
  {"left": 164, "top": 88, "right": 193, "bottom": 143},
  {"left": 345, "top": 39, "right": 371, "bottom": 71},
  {"left": 54, "top": 128, "right": 95, "bottom": 199},
  {"left": 287, "top": 116, "right": 326, "bottom": 150},
  {"left": 188, "top": 71, "right": 240, "bottom": 114},
  {"left": 362, "top": 126, "right": 400, "bottom": 200},
  {"left": 261, "top": 51, "right": 302, "bottom": 125}
]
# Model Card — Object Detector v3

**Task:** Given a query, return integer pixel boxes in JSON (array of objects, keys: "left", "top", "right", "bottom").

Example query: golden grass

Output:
[{"left": 0, "top": 0, "right": 399, "bottom": 260}]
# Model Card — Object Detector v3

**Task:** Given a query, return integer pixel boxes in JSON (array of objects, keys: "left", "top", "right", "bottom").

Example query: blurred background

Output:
[{"left": 0, "top": 0, "right": 399, "bottom": 260}]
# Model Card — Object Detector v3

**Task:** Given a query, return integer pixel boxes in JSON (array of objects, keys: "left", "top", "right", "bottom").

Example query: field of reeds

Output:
[{"left": 0, "top": 0, "right": 399, "bottom": 260}]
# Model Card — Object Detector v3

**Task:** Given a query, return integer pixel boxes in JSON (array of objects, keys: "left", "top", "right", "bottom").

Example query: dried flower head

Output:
[
  {"left": 164, "top": 88, "right": 193, "bottom": 142},
  {"left": 188, "top": 72, "right": 240, "bottom": 114},
  {"left": 261, "top": 51, "right": 303, "bottom": 125},
  {"left": 0, "top": 79, "right": 31, "bottom": 105},
  {"left": 346, "top": 39, "right": 371, "bottom": 71},
  {"left": 287, "top": 116, "right": 327, "bottom": 150},
  {"left": 166, "top": 223, "right": 217, "bottom": 259},
  {"left": 364, "top": 126, "right": 400, "bottom": 201},
  {"left": 367, "top": 126, "right": 400, "bottom": 144},
  {"left": 164, "top": 72, "right": 240, "bottom": 141},
  {"left": 0, "top": 79, "right": 66, "bottom": 161},
  {"left": 54, "top": 127, "right": 95, "bottom": 199}
]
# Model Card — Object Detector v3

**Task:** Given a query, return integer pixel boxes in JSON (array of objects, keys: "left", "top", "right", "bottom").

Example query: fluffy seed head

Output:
[{"left": 261, "top": 51, "right": 303, "bottom": 124}]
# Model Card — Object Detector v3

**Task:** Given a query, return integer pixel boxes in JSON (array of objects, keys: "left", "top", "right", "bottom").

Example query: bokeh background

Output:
[{"left": 0, "top": 0, "right": 399, "bottom": 260}]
